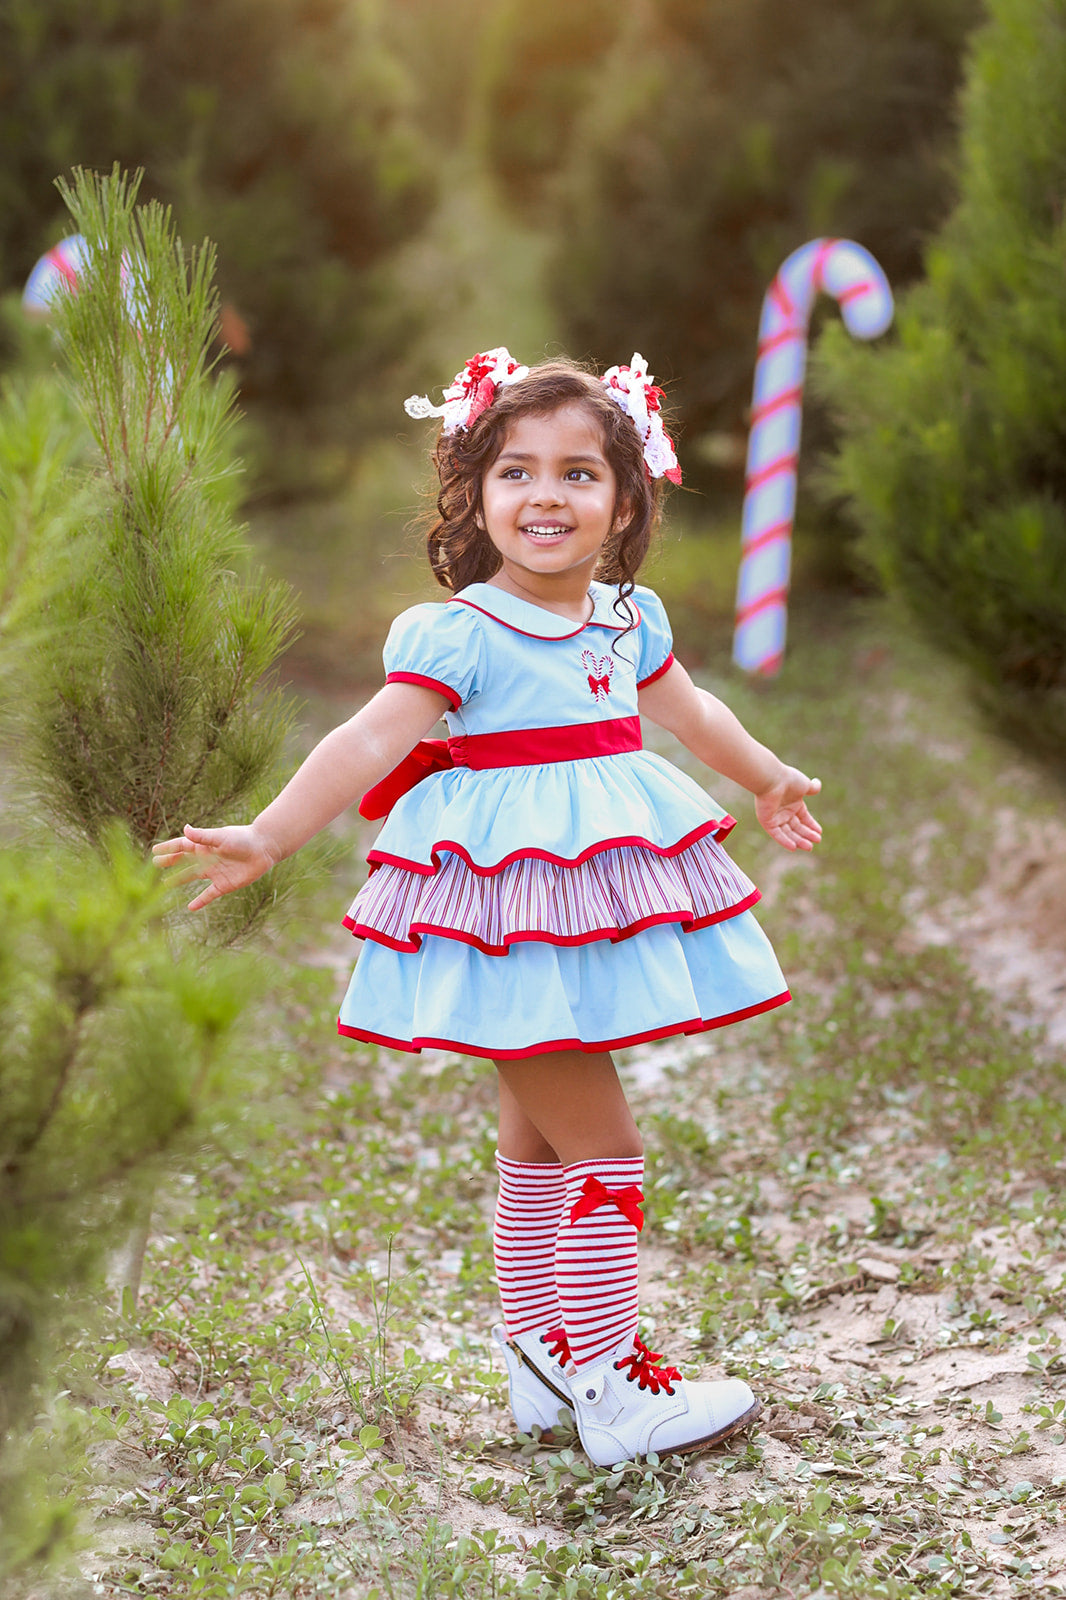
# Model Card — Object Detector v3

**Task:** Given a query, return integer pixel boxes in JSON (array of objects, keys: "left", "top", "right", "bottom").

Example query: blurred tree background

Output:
[
  {"left": 815, "top": 0, "right": 1066, "bottom": 765},
  {"left": 1, "top": 0, "right": 979, "bottom": 497},
  {"left": 481, "top": 0, "right": 980, "bottom": 477},
  {"left": 0, "top": 0, "right": 434, "bottom": 491},
  {"left": 0, "top": 0, "right": 1062, "bottom": 718}
]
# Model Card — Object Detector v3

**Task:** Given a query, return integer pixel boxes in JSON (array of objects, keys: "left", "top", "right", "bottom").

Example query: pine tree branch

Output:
[
  {"left": 0, "top": 1007, "right": 90, "bottom": 1188},
  {"left": 143, "top": 693, "right": 179, "bottom": 846},
  {"left": 82, "top": 359, "right": 117, "bottom": 485},
  {"left": 0, "top": 494, "right": 35, "bottom": 638},
  {"left": 4, "top": 1107, "right": 194, "bottom": 1211},
  {"left": 165, "top": 654, "right": 250, "bottom": 826}
]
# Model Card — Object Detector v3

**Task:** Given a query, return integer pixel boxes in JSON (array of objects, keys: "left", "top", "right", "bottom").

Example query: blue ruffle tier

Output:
[
  {"left": 338, "top": 913, "right": 789, "bottom": 1059},
  {"left": 366, "top": 750, "right": 735, "bottom": 873}
]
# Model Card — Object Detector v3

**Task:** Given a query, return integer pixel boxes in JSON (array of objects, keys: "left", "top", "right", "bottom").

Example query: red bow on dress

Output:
[
  {"left": 587, "top": 673, "right": 611, "bottom": 697},
  {"left": 358, "top": 738, "right": 454, "bottom": 820},
  {"left": 569, "top": 1176, "right": 645, "bottom": 1231}
]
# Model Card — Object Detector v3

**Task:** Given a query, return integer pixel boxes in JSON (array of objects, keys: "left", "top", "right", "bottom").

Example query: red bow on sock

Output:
[{"left": 569, "top": 1176, "right": 645, "bottom": 1231}]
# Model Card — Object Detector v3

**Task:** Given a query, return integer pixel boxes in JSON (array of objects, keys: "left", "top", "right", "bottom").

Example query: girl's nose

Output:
[{"left": 530, "top": 476, "right": 565, "bottom": 505}]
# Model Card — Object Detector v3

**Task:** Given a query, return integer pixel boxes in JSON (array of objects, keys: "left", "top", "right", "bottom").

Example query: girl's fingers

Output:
[
  {"left": 183, "top": 824, "right": 224, "bottom": 847},
  {"left": 152, "top": 836, "right": 191, "bottom": 858}
]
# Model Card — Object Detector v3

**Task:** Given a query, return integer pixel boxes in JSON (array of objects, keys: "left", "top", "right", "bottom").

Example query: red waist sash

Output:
[
  {"left": 450, "top": 716, "right": 641, "bottom": 770},
  {"left": 359, "top": 716, "right": 641, "bottom": 819}
]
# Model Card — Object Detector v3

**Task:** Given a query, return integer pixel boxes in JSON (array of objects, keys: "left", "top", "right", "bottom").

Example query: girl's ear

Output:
[
  {"left": 613, "top": 496, "right": 633, "bottom": 534},
  {"left": 466, "top": 486, "right": 485, "bottom": 530}
]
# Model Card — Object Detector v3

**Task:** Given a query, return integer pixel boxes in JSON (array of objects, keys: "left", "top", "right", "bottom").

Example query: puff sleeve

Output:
[
  {"left": 634, "top": 586, "right": 675, "bottom": 687},
  {"left": 383, "top": 601, "right": 485, "bottom": 710}
]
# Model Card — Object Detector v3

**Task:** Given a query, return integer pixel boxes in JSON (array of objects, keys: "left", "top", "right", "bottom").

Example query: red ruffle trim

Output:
[
  {"left": 343, "top": 890, "right": 761, "bottom": 956},
  {"left": 366, "top": 816, "right": 737, "bottom": 878},
  {"left": 337, "top": 991, "right": 791, "bottom": 1059}
]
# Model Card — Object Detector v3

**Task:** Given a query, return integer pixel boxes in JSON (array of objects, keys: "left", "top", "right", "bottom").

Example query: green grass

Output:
[{"left": 20, "top": 598, "right": 1066, "bottom": 1599}]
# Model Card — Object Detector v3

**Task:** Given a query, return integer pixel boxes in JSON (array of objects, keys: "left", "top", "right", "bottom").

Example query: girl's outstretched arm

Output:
[
  {"left": 152, "top": 681, "right": 450, "bottom": 909},
  {"left": 637, "top": 659, "right": 821, "bottom": 851}
]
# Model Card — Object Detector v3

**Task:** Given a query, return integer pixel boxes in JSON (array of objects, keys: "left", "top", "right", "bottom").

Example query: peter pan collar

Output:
[{"left": 452, "top": 581, "right": 640, "bottom": 639}]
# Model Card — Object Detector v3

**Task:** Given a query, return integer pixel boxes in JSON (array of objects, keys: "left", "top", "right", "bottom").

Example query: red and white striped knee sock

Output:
[
  {"left": 493, "top": 1153, "right": 566, "bottom": 1337},
  {"left": 555, "top": 1155, "right": 644, "bottom": 1369}
]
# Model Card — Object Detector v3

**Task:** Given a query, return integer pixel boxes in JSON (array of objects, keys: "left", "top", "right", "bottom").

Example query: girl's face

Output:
[{"left": 480, "top": 402, "right": 622, "bottom": 594}]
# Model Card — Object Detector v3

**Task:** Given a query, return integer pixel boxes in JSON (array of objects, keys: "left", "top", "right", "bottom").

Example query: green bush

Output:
[
  {"left": 0, "top": 369, "right": 90, "bottom": 717},
  {"left": 0, "top": 832, "right": 259, "bottom": 1583},
  {"left": 21, "top": 169, "right": 314, "bottom": 941},
  {"left": 0, "top": 170, "right": 313, "bottom": 1582},
  {"left": 814, "top": 0, "right": 1066, "bottom": 761}
]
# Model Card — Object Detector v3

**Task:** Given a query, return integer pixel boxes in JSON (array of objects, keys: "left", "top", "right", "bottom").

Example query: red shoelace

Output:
[
  {"left": 614, "top": 1335, "right": 682, "bottom": 1395},
  {"left": 540, "top": 1326, "right": 572, "bottom": 1365}
]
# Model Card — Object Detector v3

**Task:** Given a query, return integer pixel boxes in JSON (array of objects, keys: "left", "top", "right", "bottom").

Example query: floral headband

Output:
[{"left": 404, "top": 347, "right": 682, "bottom": 485}]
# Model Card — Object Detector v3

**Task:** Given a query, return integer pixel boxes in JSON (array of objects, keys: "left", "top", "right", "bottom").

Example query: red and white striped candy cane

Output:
[
  {"left": 733, "top": 238, "right": 893, "bottom": 676},
  {"left": 21, "top": 235, "right": 90, "bottom": 316}
]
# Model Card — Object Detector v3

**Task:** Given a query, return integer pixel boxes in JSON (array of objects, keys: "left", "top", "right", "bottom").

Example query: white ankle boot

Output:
[
  {"left": 492, "top": 1324, "right": 574, "bottom": 1438},
  {"left": 570, "top": 1336, "right": 759, "bottom": 1467}
]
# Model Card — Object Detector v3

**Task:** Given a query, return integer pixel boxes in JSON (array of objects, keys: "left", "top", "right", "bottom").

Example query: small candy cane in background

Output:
[
  {"left": 733, "top": 238, "right": 894, "bottom": 676},
  {"left": 21, "top": 235, "right": 92, "bottom": 318}
]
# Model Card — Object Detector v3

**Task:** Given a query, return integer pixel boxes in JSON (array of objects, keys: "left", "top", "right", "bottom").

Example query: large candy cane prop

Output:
[{"left": 733, "top": 239, "right": 893, "bottom": 676}]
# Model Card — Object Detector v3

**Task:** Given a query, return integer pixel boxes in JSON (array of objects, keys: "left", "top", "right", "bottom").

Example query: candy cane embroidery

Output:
[{"left": 581, "top": 651, "right": 614, "bottom": 703}]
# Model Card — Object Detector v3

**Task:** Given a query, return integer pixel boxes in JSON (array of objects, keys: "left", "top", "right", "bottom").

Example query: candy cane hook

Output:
[{"left": 733, "top": 238, "right": 893, "bottom": 676}]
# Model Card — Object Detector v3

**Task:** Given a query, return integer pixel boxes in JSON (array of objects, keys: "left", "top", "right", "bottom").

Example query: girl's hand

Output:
[
  {"left": 754, "top": 768, "right": 822, "bottom": 852},
  {"left": 152, "top": 823, "right": 278, "bottom": 911}
]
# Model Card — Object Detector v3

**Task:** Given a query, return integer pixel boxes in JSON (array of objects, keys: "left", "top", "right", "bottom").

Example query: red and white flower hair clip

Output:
[
  {"left": 600, "top": 354, "right": 682, "bottom": 485},
  {"left": 404, "top": 346, "right": 529, "bottom": 435},
  {"left": 404, "top": 346, "right": 681, "bottom": 485}
]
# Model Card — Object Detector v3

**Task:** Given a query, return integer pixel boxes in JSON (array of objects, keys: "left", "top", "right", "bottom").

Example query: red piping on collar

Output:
[{"left": 452, "top": 594, "right": 642, "bottom": 640}]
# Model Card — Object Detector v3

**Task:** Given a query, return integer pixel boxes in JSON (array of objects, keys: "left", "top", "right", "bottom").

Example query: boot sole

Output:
[
  {"left": 587, "top": 1396, "right": 763, "bottom": 1468},
  {"left": 670, "top": 1395, "right": 762, "bottom": 1456}
]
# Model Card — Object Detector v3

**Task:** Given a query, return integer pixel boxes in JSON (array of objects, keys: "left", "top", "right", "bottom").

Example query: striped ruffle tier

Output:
[{"left": 344, "top": 832, "right": 760, "bottom": 956}]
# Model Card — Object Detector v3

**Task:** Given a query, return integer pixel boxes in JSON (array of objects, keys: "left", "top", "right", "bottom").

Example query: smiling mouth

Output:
[{"left": 521, "top": 524, "right": 574, "bottom": 539}]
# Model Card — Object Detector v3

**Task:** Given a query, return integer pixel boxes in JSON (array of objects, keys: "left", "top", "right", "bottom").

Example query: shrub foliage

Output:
[
  {"left": 0, "top": 833, "right": 255, "bottom": 1581},
  {"left": 30, "top": 170, "right": 302, "bottom": 942},
  {"left": 815, "top": 0, "right": 1066, "bottom": 758}
]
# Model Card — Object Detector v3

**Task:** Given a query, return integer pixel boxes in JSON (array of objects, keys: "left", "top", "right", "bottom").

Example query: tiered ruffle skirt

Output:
[{"left": 337, "top": 750, "right": 789, "bottom": 1058}]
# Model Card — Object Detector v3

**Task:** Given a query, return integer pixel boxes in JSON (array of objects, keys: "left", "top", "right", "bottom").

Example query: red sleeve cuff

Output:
[
  {"left": 386, "top": 671, "right": 462, "bottom": 711},
  {"left": 637, "top": 651, "right": 675, "bottom": 689}
]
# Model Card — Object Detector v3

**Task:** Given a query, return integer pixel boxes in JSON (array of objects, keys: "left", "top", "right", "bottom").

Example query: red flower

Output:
[{"left": 466, "top": 375, "right": 498, "bottom": 426}]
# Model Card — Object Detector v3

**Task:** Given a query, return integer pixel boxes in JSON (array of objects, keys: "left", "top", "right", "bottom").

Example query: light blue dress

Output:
[{"left": 338, "top": 581, "right": 789, "bottom": 1058}]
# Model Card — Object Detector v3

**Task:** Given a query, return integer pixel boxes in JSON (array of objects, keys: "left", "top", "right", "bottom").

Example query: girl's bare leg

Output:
[{"left": 495, "top": 1050, "right": 642, "bottom": 1166}]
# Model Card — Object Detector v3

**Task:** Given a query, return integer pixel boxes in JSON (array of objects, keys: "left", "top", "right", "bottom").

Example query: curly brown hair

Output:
[{"left": 423, "top": 359, "right": 672, "bottom": 615}]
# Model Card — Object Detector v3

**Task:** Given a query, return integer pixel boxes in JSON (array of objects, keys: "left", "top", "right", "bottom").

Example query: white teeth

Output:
[{"left": 523, "top": 525, "right": 571, "bottom": 537}]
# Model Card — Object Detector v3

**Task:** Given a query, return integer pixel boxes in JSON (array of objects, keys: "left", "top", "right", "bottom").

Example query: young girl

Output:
[{"left": 155, "top": 350, "right": 821, "bottom": 1469}]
